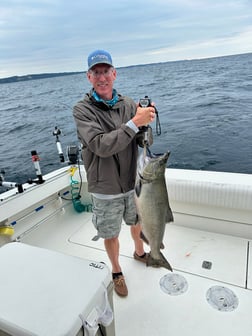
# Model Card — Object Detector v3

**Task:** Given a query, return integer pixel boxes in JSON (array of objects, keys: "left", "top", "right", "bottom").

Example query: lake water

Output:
[{"left": 0, "top": 52, "right": 252, "bottom": 192}]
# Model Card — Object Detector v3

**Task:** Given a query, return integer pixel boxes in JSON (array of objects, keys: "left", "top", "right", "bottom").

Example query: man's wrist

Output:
[{"left": 126, "top": 119, "right": 139, "bottom": 133}]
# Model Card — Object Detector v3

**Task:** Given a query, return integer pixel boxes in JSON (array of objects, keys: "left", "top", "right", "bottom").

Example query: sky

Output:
[{"left": 1, "top": 0, "right": 252, "bottom": 79}]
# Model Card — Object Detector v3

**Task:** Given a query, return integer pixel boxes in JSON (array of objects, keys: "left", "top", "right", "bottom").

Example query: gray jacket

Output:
[{"left": 73, "top": 91, "right": 148, "bottom": 194}]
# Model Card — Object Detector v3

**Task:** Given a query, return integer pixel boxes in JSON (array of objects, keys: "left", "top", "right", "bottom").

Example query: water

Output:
[{"left": 0, "top": 53, "right": 252, "bottom": 192}]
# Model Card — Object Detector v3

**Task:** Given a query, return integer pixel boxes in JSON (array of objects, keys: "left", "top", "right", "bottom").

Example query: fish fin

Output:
[
  {"left": 165, "top": 208, "right": 174, "bottom": 223},
  {"left": 147, "top": 252, "right": 173, "bottom": 271},
  {"left": 140, "top": 231, "right": 149, "bottom": 245},
  {"left": 135, "top": 179, "right": 142, "bottom": 197},
  {"left": 140, "top": 231, "right": 165, "bottom": 249}
]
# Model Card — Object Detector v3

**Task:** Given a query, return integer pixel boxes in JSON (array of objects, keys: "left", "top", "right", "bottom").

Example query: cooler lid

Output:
[{"left": 0, "top": 242, "right": 111, "bottom": 336}]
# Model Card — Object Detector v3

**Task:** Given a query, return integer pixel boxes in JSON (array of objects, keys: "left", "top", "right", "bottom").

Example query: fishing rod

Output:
[
  {"left": 28, "top": 150, "right": 45, "bottom": 185},
  {"left": 0, "top": 150, "right": 45, "bottom": 194},
  {"left": 53, "top": 126, "right": 65, "bottom": 163},
  {"left": 52, "top": 126, "right": 91, "bottom": 213},
  {"left": 52, "top": 126, "right": 80, "bottom": 165},
  {"left": 0, "top": 170, "right": 24, "bottom": 193}
]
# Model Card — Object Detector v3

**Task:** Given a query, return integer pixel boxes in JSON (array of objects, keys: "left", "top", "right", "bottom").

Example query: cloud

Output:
[
  {"left": 0, "top": 0, "right": 252, "bottom": 78},
  {"left": 146, "top": 26, "right": 252, "bottom": 61}
]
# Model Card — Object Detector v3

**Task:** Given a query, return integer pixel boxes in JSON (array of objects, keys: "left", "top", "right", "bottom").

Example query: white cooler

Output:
[{"left": 0, "top": 243, "right": 115, "bottom": 336}]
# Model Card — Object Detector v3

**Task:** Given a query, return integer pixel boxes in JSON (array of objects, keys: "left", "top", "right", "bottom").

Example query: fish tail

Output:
[{"left": 147, "top": 252, "right": 173, "bottom": 272}]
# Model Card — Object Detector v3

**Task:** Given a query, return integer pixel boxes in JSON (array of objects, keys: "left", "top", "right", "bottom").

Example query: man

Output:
[{"left": 73, "top": 50, "right": 156, "bottom": 297}]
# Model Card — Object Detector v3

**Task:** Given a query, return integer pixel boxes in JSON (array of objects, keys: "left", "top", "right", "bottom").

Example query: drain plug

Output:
[
  {"left": 206, "top": 285, "right": 239, "bottom": 312},
  {"left": 160, "top": 273, "right": 188, "bottom": 296}
]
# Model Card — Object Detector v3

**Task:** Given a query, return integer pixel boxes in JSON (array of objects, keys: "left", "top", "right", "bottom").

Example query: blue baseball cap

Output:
[{"left": 87, "top": 50, "right": 113, "bottom": 70}]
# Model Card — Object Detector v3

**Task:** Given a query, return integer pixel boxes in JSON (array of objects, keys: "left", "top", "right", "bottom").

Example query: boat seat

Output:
[{"left": 0, "top": 242, "right": 115, "bottom": 336}]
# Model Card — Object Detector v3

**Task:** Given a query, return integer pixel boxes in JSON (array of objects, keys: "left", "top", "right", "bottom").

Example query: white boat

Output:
[{"left": 1, "top": 160, "right": 252, "bottom": 335}]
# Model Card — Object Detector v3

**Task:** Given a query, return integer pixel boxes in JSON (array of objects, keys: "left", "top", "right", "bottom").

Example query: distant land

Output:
[
  {"left": 0, "top": 64, "right": 145, "bottom": 84},
  {"left": 0, "top": 71, "right": 84, "bottom": 84},
  {"left": 0, "top": 65, "right": 138, "bottom": 84},
  {"left": 1, "top": 52, "right": 251, "bottom": 84}
]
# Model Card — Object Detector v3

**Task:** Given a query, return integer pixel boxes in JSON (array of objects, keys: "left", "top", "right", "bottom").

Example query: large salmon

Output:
[{"left": 135, "top": 149, "right": 173, "bottom": 271}]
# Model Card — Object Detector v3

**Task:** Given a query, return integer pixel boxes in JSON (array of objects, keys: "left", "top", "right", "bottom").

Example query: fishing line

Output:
[{"left": 154, "top": 107, "right": 162, "bottom": 136}]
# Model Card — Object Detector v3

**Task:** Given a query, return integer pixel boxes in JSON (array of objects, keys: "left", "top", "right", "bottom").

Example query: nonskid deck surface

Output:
[{"left": 21, "top": 204, "right": 252, "bottom": 336}]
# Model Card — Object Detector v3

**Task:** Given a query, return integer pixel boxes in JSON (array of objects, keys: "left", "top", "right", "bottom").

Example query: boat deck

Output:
[{"left": 19, "top": 202, "right": 252, "bottom": 336}]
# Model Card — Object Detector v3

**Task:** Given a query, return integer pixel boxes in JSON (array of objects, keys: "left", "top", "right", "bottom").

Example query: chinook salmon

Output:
[{"left": 135, "top": 149, "right": 173, "bottom": 271}]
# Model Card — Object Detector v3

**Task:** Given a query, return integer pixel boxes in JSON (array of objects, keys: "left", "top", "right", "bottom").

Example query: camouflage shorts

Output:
[{"left": 91, "top": 192, "right": 138, "bottom": 239}]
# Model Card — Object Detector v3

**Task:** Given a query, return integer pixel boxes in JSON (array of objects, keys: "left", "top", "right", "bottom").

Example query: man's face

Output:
[{"left": 87, "top": 64, "right": 116, "bottom": 100}]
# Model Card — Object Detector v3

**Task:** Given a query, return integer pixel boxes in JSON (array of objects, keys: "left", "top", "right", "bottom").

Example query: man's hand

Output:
[{"left": 132, "top": 104, "right": 156, "bottom": 127}]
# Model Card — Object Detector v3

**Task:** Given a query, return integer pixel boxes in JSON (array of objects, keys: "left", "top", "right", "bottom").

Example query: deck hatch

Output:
[
  {"left": 206, "top": 285, "right": 238, "bottom": 312},
  {"left": 160, "top": 273, "right": 188, "bottom": 295}
]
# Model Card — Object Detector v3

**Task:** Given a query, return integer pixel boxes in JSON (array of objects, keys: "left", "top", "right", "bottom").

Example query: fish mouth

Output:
[
  {"left": 145, "top": 147, "right": 169, "bottom": 158},
  {"left": 145, "top": 150, "right": 170, "bottom": 164},
  {"left": 138, "top": 150, "right": 170, "bottom": 182}
]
